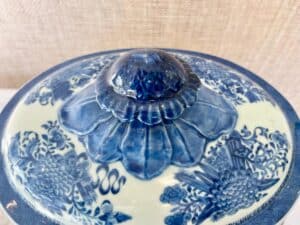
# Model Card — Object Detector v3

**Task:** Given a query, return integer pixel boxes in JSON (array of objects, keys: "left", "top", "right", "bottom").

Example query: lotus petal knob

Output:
[{"left": 59, "top": 49, "right": 238, "bottom": 180}]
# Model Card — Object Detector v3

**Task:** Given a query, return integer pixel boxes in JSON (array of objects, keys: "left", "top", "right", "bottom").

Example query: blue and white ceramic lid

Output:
[{"left": 0, "top": 49, "right": 299, "bottom": 225}]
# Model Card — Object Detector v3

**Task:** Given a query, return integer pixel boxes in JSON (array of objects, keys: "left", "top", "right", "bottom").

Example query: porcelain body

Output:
[{"left": 0, "top": 49, "right": 299, "bottom": 225}]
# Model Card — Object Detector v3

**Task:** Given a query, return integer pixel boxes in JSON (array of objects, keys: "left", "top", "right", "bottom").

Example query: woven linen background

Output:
[{"left": 0, "top": 0, "right": 299, "bottom": 111}]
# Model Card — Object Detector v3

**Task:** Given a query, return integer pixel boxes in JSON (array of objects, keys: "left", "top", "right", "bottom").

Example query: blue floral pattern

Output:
[
  {"left": 160, "top": 126, "right": 289, "bottom": 224},
  {"left": 177, "top": 54, "right": 273, "bottom": 105},
  {"left": 25, "top": 52, "right": 273, "bottom": 107},
  {"left": 17, "top": 49, "right": 285, "bottom": 224},
  {"left": 8, "top": 121, "right": 131, "bottom": 225},
  {"left": 59, "top": 49, "right": 238, "bottom": 180},
  {"left": 25, "top": 55, "right": 117, "bottom": 105}
]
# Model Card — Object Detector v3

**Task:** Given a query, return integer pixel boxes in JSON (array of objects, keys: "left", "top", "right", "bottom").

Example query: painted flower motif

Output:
[
  {"left": 9, "top": 134, "right": 96, "bottom": 215},
  {"left": 8, "top": 124, "right": 132, "bottom": 224},
  {"left": 160, "top": 185, "right": 187, "bottom": 204},
  {"left": 178, "top": 55, "right": 273, "bottom": 105},
  {"left": 48, "top": 128, "right": 67, "bottom": 150},
  {"left": 26, "top": 151, "right": 96, "bottom": 214},
  {"left": 25, "top": 55, "right": 118, "bottom": 106},
  {"left": 271, "top": 131, "right": 288, "bottom": 148},
  {"left": 169, "top": 166, "right": 278, "bottom": 224},
  {"left": 59, "top": 49, "right": 238, "bottom": 180},
  {"left": 160, "top": 127, "right": 289, "bottom": 224},
  {"left": 98, "top": 200, "right": 132, "bottom": 225},
  {"left": 42, "top": 121, "right": 75, "bottom": 151}
]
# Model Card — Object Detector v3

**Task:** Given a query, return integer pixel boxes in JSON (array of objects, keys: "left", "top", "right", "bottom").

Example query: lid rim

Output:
[{"left": 0, "top": 48, "right": 299, "bottom": 225}]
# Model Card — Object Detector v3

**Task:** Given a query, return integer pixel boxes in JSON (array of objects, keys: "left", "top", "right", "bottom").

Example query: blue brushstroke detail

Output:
[
  {"left": 160, "top": 126, "right": 289, "bottom": 224},
  {"left": 25, "top": 55, "right": 117, "bottom": 105},
  {"left": 8, "top": 121, "right": 131, "bottom": 225},
  {"left": 58, "top": 49, "right": 237, "bottom": 180},
  {"left": 25, "top": 52, "right": 273, "bottom": 107},
  {"left": 177, "top": 54, "right": 273, "bottom": 105}
]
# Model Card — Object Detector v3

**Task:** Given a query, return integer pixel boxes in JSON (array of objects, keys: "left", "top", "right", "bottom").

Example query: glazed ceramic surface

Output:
[{"left": 0, "top": 49, "right": 299, "bottom": 225}]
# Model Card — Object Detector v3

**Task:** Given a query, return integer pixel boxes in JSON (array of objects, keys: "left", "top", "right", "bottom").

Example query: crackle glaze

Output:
[{"left": 0, "top": 49, "right": 299, "bottom": 225}]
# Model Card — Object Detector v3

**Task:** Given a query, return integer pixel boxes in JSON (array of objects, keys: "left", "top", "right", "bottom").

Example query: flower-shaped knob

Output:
[
  {"left": 59, "top": 49, "right": 238, "bottom": 180},
  {"left": 96, "top": 49, "right": 200, "bottom": 125}
]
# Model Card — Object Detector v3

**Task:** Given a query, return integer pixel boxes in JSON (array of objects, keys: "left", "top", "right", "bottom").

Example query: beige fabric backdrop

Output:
[{"left": 0, "top": 0, "right": 299, "bottom": 105}]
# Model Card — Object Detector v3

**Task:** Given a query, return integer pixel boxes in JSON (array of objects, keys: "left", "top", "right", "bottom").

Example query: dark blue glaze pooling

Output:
[
  {"left": 59, "top": 49, "right": 238, "bottom": 180},
  {"left": 107, "top": 49, "right": 187, "bottom": 101}
]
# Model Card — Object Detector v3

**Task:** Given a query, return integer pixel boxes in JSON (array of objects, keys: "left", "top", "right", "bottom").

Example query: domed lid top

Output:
[
  {"left": 0, "top": 48, "right": 298, "bottom": 225},
  {"left": 106, "top": 49, "right": 187, "bottom": 101},
  {"left": 95, "top": 49, "right": 201, "bottom": 125}
]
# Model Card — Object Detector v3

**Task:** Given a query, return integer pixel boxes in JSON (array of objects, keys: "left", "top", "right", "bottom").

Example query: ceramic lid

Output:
[{"left": 0, "top": 48, "right": 299, "bottom": 225}]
